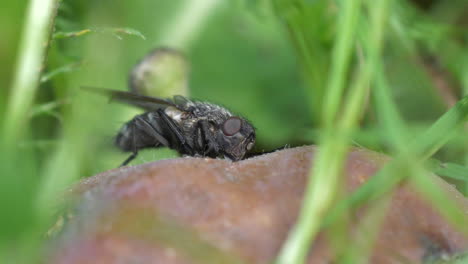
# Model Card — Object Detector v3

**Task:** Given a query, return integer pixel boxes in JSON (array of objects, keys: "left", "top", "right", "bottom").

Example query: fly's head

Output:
[{"left": 217, "top": 116, "right": 256, "bottom": 161}]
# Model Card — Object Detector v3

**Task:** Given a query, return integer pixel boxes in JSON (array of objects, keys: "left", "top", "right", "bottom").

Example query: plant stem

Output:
[
  {"left": 157, "top": 0, "right": 222, "bottom": 49},
  {"left": 2, "top": 0, "right": 59, "bottom": 145},
  {"left": 275, "top": 0, "right": 397, "bottom": 261},
  {"left": 325, "top": 95, "right": 468, "bottom": 229},
  {"left": 321, "top": 0, "right": 362, "bottom": 126},
  {"left": 275, "top": 0, "right": 364, "bottom": 263}
]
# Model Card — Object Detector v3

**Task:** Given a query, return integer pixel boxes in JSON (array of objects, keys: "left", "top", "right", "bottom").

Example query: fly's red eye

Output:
[{"left": 222, "top": 117, "right": 242, "bottom": 136}]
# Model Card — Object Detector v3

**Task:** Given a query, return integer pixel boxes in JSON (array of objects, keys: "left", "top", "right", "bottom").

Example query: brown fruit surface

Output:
[{"left": 49, "top": 146, "right": 468, "bottom": 264}]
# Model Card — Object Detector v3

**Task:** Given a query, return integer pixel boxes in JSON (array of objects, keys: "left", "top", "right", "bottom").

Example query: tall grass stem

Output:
[
  {"left": 275, "top": 0, "right": 366, "bottom": 263},
  {"left": 2, "top": 0, "right": 59, "bottom": 145}
]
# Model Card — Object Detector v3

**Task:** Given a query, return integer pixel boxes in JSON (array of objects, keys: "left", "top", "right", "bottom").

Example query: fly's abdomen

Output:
[
  {"left": 115, "top": 123, "right": 136, "bottom": 152},
  {"left": 115, "top": 113, "right": 164, "bottom": 152}
]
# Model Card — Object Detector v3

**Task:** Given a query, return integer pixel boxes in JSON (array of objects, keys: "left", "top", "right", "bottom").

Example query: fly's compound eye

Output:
[{"left": 222, "top": 117, "right": 242, "bottom": 136}]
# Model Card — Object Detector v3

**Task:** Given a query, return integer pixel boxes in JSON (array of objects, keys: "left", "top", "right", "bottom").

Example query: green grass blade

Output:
[
  {"left": 435, "top": 163, "right": 468, "bottom": 182},
  {"left": 325, "top": 95, "right": 468, "bottom": 228},
  {"left": 53, "top": 27, "right": 146, "bottom": 40},
  {"left": 2, "top": 0, "right": 60, "bottom": 145},
  {"left": 321, "top": 0, "right": 363, "bottom": 126},
  {"left": 275, "top": 0, "right": 372, "bottom": 262}
]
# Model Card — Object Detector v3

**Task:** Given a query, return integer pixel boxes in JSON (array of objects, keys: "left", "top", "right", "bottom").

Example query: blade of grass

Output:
[
  {"left": 321, "top": 0, "right": 362, "bottom": 126},
  {"left": 435, "top": 163, "right": 468, "bottom": 182},
  {"left": 411, "top": 171, "right": 468, "bottom": 232},
  {"left": 40, "top": 61, "right": 82, "bottom": 83},
  {"left": 325, "top": 95, "right": 468, "bottom": 229},
  {"left": 275, "top": 0, "right": 396, "bottom": 261},
  {"left": 338, "top": 0, "right": 394, "bottom": 261},
  {"left": 277, "top": 58, "right": 371, "bottom": 264},
  {"left": 0, "top": 0, "right": 60, "bottom": 261},
  {"left": 340, "top": 194, "right": 392, "bottom": 264},
  {"left": 2, "top": 0, "right": 60, "bottom": 145},
  {"left": 52, "top": 27, "right": 146, "bottom": 40},
  {"left": 346, "top": 79, "right": 468, "bottom": 256},
  {"left": 157, "top": 0, "right": 222, "bottom": 49},
  {"left": 275, "top": 1, "right": 368, "bottom": 262},
  {"left": 30, "top": 100, "right": 68, "bottom": 117}
]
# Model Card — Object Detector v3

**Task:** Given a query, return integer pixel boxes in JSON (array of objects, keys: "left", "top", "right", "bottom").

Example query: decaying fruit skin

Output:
[{"left": 49, "top": 146, "right": 468, "bottom": 264}]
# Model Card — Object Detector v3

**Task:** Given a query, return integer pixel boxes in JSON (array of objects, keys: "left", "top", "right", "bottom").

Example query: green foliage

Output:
[
  {"left": 436, "top": 163, "right": 468, "bottom": 182},
  {"left": 52, "top": 27, "right": 146, "bottom": 40},
  {"left": 1, "top": 0, "right": 467, "bottom": 263}
]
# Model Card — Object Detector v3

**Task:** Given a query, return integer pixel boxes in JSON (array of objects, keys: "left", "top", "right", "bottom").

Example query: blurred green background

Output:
[
  {"left": 0, "top": 0, "right": 467, "bottom": 262},
  {"left": 3, "top": 0, "right": 311, "bottom": 174},
  {"left": 2, "top": 0, "right": 466, "bottom": 174}
]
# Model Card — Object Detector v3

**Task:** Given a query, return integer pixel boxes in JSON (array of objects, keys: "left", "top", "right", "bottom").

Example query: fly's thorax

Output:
[
  {"left": 164, "top": 106, "right": 186, "bottom": 122},
  {"left": 190, "top": 102, "right": 232, "bottom": 122},
  {"left": 164, "top": 105, "right": 199, "bottom": 136}
]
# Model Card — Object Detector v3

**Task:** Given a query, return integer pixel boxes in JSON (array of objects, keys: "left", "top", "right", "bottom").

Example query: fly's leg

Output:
[
  {"left": 193, "top": 122, "right": 205, "bottom": 153},
  {"left": 197, "top": 120, "right": 219, "bottom": 156},
  {"left": 157, "top": 109, "right": 193, "bottom": 155},
  {"left": 120, "top": 115, "right": 170, "bottom": 167},
  {"left": 134, "top": 115, "right": 170, "bottom": 147},
  {"left": 121, "top": 152, "right": 138, "bottom": 167}
]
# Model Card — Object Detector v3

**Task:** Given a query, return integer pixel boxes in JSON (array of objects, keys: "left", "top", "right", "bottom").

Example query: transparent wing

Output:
[
  {"left": 172, "top": 95, "right": 193, "bottom": 109},
  {"left": 82, "top": 86, "right": 179, "bottom": 111}
]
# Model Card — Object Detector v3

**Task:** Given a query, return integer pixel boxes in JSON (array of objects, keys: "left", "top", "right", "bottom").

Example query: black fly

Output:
[{"left": 83, "top": 87, "right": 256, "bottom": 166}]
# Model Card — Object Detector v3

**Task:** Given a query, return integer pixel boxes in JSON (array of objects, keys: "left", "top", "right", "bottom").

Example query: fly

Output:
[{"left": 83, "top": 87, "right": 256, "bottom": 166}]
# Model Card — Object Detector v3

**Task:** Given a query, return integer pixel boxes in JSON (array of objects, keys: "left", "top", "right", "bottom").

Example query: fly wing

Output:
[
  {"left": 172, "top": 95, "right": 194, "bottom": 110},
  {"left": 82, "top": 86, "right": 179, "bottom": 111}
]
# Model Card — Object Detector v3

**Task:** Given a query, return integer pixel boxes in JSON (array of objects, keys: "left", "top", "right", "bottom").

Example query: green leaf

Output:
[
  {"left": 40, "top": 61, "right": 82, "bottom": 83},
  {"left": 52, "top": 29, "right": 92, "bottom": 39},
  {"left": 435, "top": 163, "right": 468, "bottom": 182},
  {"left": 52, "top": 27, "right": 146, "bottom": 40}
]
